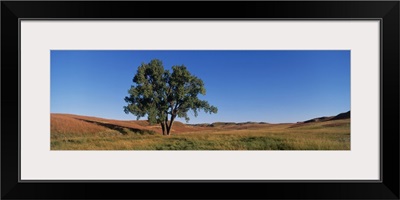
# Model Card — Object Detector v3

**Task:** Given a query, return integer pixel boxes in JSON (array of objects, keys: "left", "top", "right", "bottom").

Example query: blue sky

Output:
[{"left": 51, "top": 50, "right": 350, "bottom": 124}]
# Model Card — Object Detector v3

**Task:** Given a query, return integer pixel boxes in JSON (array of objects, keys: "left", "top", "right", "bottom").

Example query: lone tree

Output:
[{"left": 124, "top": 59, "right": 218, "bottom": 136}]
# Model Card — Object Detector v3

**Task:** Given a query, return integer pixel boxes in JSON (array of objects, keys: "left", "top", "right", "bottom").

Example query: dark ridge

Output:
[
  {"left": 303, "top": 116, "right": 333, "bottom": 123},
  {"left": 74, "top": 118, "right": 155, "bottom": 135},
  {"left": 302, "top": 110, "right": 350, "bottom": 123},
  {"left": 331, "top": 111, "right": 350, "bottom": 120}
]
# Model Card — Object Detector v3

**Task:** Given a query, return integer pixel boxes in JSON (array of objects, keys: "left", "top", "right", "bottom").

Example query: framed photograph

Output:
[{"left": 2, "top": 1, "right": 399, "bottom": 199}]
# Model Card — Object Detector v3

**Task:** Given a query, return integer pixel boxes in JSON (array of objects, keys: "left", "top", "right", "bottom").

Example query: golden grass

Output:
[{"left": 51, "top": 114, "right": 350, "bottom": 150}]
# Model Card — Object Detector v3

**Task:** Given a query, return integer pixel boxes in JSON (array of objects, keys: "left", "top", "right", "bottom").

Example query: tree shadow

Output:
[{"left": 74, "top": 118, "right": 155, "bottom": 135}]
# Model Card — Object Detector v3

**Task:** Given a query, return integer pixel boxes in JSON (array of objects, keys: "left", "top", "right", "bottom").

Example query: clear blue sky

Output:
[{"left": 51, "top": 50, "right": 350, "bottom": 124}]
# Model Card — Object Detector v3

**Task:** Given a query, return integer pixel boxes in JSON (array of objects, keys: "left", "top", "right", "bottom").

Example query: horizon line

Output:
[{"left": 50, "top": 111, "right": 350, "bottom": 125}]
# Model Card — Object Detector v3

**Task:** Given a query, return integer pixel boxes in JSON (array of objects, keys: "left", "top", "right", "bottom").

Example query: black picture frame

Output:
[{"left": 1, "top": 1, "right": 399, "bottom": 199}]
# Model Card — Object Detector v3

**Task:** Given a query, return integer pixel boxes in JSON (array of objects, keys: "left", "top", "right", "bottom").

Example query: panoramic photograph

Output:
[{"left": 51, "top": 50, "right": 350, "bottom": 150}]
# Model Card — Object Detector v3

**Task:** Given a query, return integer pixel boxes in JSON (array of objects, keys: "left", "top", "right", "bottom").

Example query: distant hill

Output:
[
  {"left": 51, "top": 114, "right": 275, "bottom": 135},
  {"left": 303, "top": 111, "right": 350, "bottom": 123},
  {"left": 51, "top": 112, "right": 350, "bottom": 136},
  {"left": 331, "top": 111, "right": 350, "bottom": 120},
  {"left": 50, "top": 113, "right": 205, "bottom": 135}
]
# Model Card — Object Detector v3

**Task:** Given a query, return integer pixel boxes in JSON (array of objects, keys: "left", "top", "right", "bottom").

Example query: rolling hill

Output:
[
  {"left": 51, "top": 113, "right": 210, "bottom": 135},
  {"left": 51, "top": 111, "right": 350, "bottom": 136},
  {"left": 50, "top": 112, "right": 350, "bottom": 150},
  {"left": 302, "top": 111, "right": 350, "bottom": 123}
]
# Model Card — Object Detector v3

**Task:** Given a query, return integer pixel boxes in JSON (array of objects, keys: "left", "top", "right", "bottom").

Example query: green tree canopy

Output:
[{"left": 124, "top": 59, "right": 218, "bottom": 135}]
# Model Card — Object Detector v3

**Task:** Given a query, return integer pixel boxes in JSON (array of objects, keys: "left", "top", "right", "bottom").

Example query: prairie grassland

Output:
[{"left": 51, "top": 114, "right": 350, "bottom": 150}]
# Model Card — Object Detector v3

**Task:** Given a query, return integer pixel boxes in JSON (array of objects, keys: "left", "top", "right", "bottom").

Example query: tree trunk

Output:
[
  {"left": 166, "top": 115, "right": 176, "bottom": 136},
  {"left": 166, "top": 125, "right": 171, "bottom": 135},
  {"left": 164, "top": 115, "right": 169, "bottom": 136},
  {"left": 161, "top": 123, "right": 166, "bottom": 135}
]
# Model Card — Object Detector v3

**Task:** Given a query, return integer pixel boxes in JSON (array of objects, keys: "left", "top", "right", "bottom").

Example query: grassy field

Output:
[{"left": 51, "top": 114, "right": 350, "bottom": 150}]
